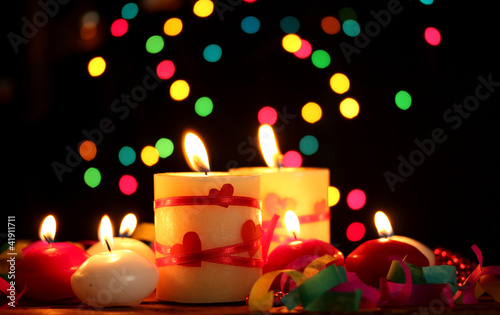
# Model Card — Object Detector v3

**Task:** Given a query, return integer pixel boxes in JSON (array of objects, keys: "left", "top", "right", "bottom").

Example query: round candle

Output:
[
  {"left": 345, "top": 211, "right": 431, "bottom": 287},
  {"left": 71, "top": 215, "right": 159, "bottom": 307},
  {"left": 264, "top": 211, "right": 343, "bottom": 274},
  {"left": 87, "top": 237, "right": 154, "bottom": 262},
  {"left": 71, "top": 250, "right": 159, "bottom": 307},
  {"left": 87, "top": 213, "right": 155, "bottom": 262},
  {"left": 16, "top": 215, "right": 90, "bottom": 301}
]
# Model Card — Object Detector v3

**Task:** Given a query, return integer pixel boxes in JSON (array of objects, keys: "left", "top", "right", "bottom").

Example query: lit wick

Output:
[
  {"left": 292, "top": 231, "right": 297, "bottom": 240},
  {"left": 43, "top": 234, "right": 52, "bottom": 245},
  {"left": 193, "top": 155, "right": 209, "bottom": 175},
  {"left": 105, "top": 239, "right": 112, "bottom": 253}
]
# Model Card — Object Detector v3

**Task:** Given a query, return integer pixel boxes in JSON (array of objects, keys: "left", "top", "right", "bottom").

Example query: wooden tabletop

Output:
[{"left": 3, "top": 295, "right": 500, "bottom": 314}]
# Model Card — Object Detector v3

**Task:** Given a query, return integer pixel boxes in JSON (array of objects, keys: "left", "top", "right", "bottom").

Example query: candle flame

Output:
[
  {"left": 99, "top": 215, "right": 114, "bottom": 252},
  {"left": 258, "top": 124, "right": 282, "bottom": 168},
  {"left": 284, "top": 210, "right": 300, "bottom": 239},
  {"left": 184, "top": 132, "right": 210, "bottom": 173},
  {"left": 374, "top": 211, "right": 394, "bottom": 238},
  {"left": 39, "top": 215, "right": 56, "bottom": 244},
  {"left": 119, "top": 213, "right": 137, "bottom": 238}
]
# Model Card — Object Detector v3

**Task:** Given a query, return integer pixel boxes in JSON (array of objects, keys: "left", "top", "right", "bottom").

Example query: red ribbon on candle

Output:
[{"left": 155, "top": 237, "right": 264, "bottom": 268}]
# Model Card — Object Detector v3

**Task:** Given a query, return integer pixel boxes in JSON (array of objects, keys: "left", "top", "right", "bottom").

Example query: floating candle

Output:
[
  {"left": 345, "top": 211, "right": 432, "bottom": 287},
  {"left": 71, "top": 215, "right": 159, "bottom": 307},
  {"left": 16, "top": 215, "right": 89, "bottom": 301}
]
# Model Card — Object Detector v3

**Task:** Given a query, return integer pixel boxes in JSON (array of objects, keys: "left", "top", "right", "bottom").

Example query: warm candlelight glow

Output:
[
  {"left": 183, "top": 132, "right": 210, "bottom": 173},
  {"left": 374, "top": 211, "right": 393, "bottom": 238},
  {"left": 258, "top": 124, "right": 282, "bottom": 168},
  {"left": 119, "top": 213, "right": 137, "bottom": 238},
  {"left": 40, "top": 215, "right": 56, "bottom": 244},
  {"left": 99, "top": 215, "right": 114, "bottom": 252},
  {"left": 284, "top": 210, "right": 300, "bottom": 239}
]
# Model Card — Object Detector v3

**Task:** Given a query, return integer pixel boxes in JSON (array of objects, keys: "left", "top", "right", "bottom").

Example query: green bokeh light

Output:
[
  {"left": 194, "top": 97, "right": 213, "bottom": 117},
  {"left": 84, "top": 167, "right": 101, "bottom": 188},
  {"left": 155, "top": 138, "right": 174, "bottom": 158},
  {"left": 395, "top": 90, "right": 412, "bottom": 110},
  {"left": 311, "top": 50, "right": 331, "bottom": 69},
  {"left": 146, "top": 35, "right": 164, "bottom": 54}
]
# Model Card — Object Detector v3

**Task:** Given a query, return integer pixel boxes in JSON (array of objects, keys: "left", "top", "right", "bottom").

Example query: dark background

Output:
[{"left": 2, "top": 0, "right": 500, "bottom": 264}]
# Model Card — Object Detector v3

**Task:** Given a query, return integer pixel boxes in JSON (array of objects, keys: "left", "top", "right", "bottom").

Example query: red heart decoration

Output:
[
  {"left": 171, "top": 231, "right": 202, "bottom": 267},
  {"left": 241, "top": 220, "right": 262, "bottom": 258},
  {"left": 314, "top": 199, "right": 327, "bottom": 214},
  {"left": 264, "top": 193, "right": 297, "bottom": 218},
  {"left": 209, "top": 183, "right": 234, "bottom": 197}
]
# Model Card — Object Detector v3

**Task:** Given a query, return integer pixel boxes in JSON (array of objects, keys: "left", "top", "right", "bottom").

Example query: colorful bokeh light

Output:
[
  {"left": 119, "top": 175, "right": 138, "bottom": 195},
  {"left": 424, "top": 27, "right": 441, "bottom": 46},
  {"left": 88, "top": 57, "right": 106, "bottom": 77},
  {"left": 119, "top": 146, "right": 136, "bottom": 166},
  {"left": 395, "top": 90, "right": 412, "bottom": 110},
  {"left": 79, "top": 140, "right": 97, "bottom": 161},
  {"left": 156, "top": 60, "right": 175, "bottom": 80},
  {"left": 145, "top": 35, "right": 164, "bottom": 54},
  {"left": 346, "top": 189, "right": 366, "bottom": 210},
  {"left": 193, "top": 0, "right": 214, "bottom": 18},
  {"left": 342, "top": 20, "right": 360, "bottom": 37},
  {"left": 340, "top": 97, "right": 360, "bottom": 119},
  {"left": 203, "top": 44, "right": 222, "bottom": 62},
  {"left": 301, "top": 102, "right": 322, "bottom": 123},
  {"left": 339, "top": 7, "right": 357, "bottom": 22},
  {"left": 84, "top": 167, "right": 101, "bottom": 188},
  {"left": 195, "top": 96, "right": 213, "bottom": 117},
  {"left": 299, "top": 135, "right": 319, "bottom": 155},
  {"left": 282, "top": 150, "right": 302, "bottom": 167},
  {"left": 346, "top": 222, "right": 365, "bottom": 242},
  {"left": 321, "top": 16, "right": 341, "bottom": 35},
  {"left": 257, "top": 106, "right": 278, "bottom": 125},
  {"left": 241, "top": 16, "right": 260, "bottom": 34},
  {"left": 141, "top": 146, "right": 160, "bottom": 166},
  {"left": 170, "top": 80, "right": 190, "bottom": 101},
  {"left": 293, "top": 39, "right": 312, "bottom": 59},
  {"left": 111, "top": 19, "right": 128, "bottom": 37},
  {"left": 330, "top": 73, "right": 350, "bottom": 94},
  {"left": 311, "top": 50, "right": 331, "bottom": 69},
  {"left": 121, "top": 3, "right": 139, "bottom": 20},
  {"left": 282, "top": 34, "right": 302, "bottom": 53},
  {"left": 155, "top": 138, "right": 174, "bottom": 158},
  {"left": 280, "top": 16, "right": 300, "bottom": 33},
  {"left": 328, "top": 186, "right": 340, "bottom": 207},
  {"left": 164, "top": 18, "right": 183, "bottom": 36}
]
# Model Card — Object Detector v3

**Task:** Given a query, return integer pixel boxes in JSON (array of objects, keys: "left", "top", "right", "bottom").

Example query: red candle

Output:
[
  {"left": 16, "top": 215, "right": 89, "bottom": 301},
  {"left": 345, "top": 211, "right": 430, "bottom": 287},
  {"left": 264, "top": 211, "right": 344, "bottom": 274}
]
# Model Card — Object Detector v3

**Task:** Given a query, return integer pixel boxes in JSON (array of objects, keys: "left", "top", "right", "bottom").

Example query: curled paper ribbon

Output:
[{"left": 455, "top": 244, "right": 500, "bottom": 304}]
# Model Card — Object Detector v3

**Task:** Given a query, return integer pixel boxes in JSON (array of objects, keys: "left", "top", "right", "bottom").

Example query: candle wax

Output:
[
  {"left": 264, "top": 239, "right": 344, "bottom": 273},
  {"left": 345, "top": 238, "right": 429, "bottom": 287},
  {"left": 87, "top": 237, "right": 155, "bottom": 263},
  {"left": 16, "top": 242, "right": 90, "bottom": 301},
  {"left": 71, "top": 249, "right": 159, "bottom": 307}
]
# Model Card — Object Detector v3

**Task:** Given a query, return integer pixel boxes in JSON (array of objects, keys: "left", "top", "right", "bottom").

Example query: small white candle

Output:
[
  {"left": 71, "top": 215, "right": 159, "bottom": 307},
  {"left": 87, "top": 214, "right": 155, "bottom": 263}
]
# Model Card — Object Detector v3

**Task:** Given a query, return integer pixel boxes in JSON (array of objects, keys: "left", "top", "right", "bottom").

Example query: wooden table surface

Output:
[{"left": 3, "top": 294, "right": 500, "bottom": 314}]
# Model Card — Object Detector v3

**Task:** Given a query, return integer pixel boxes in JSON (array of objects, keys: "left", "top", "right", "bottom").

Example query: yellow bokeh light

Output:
[
  {"left": 339, "top": 97, "right": 360, "bottom": 119},
  {"left": 88, "top": 56, "right": 106, "bottom": 77},
  {"left": 170, "top": 80, "right": 190, "bottom": 101},
  {"left": 193, "top": 0, "right": 214, "bottom": 18},
  {"left": 282, "top": 34, "right": 302, "bottom": 53},
  {"left": 301, "top": 102, "right": 322, "bottom": 124},
  {"left": 330, "top": 73, "right": 350, "bottom": 94},
  {"left": 164, "top": 17, "right": 183, "bottom": 36},
  {"left": 328, "top": 186, "right": 340, "bottom": 207},
  {"left": 141, "top": 145, "right": 160, "bottom": 166}
]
